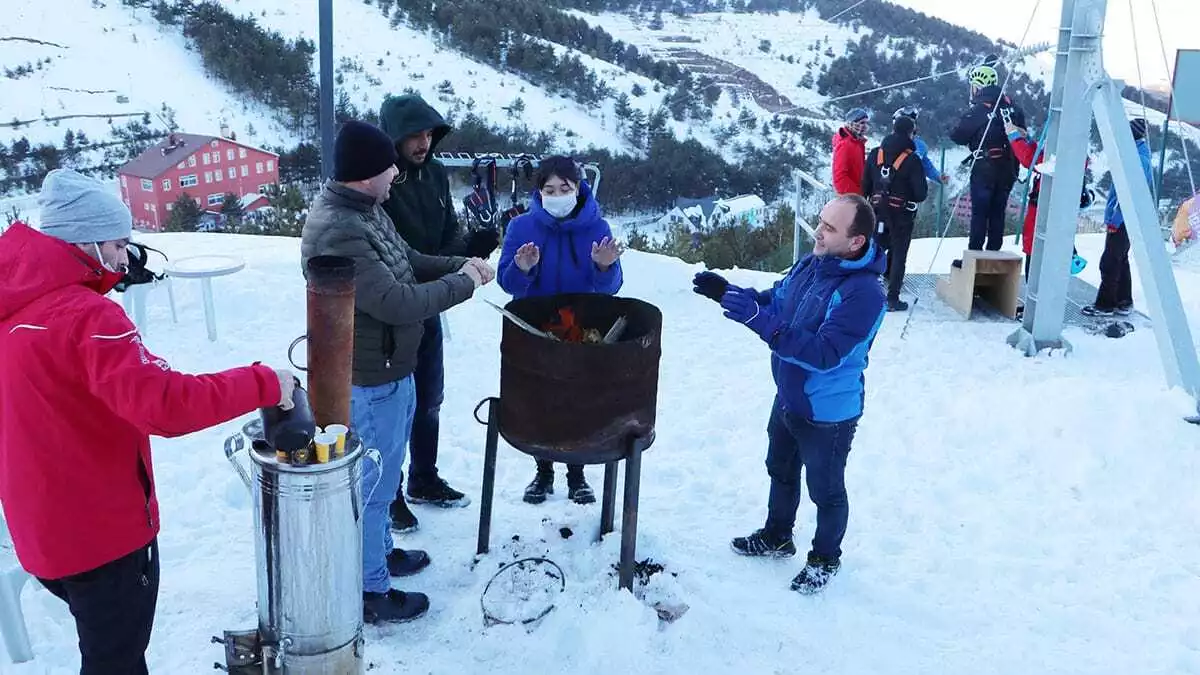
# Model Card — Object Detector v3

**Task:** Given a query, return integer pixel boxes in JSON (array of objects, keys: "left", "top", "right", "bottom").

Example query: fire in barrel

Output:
[{"left": 497, "top": 293, "right": 663, "bottom": 464}]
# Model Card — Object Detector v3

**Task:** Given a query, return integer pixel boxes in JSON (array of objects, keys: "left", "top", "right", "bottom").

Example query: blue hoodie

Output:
[
  {"left": 1104, "top": 138, "right": 1154, "bottom": 229},
  {"left": 746, "top": 241, "right": 887, "bottom": 422},
  {"left": 498, "top": 180, "right": 623, "bottom": 298}
]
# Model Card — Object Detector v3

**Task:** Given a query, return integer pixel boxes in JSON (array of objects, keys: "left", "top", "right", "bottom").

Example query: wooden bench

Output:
[{"left": 935, "top": 250, "right": 1023, "bottom": 320}]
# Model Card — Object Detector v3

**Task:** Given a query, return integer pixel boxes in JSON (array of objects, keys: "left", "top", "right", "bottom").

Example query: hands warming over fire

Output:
[
  {"left": 591, "top": 237, "right": 624, "bottom": 271},
  {"left": 514, "top": 242, "right": 541, "bottom": 273},
  {"left": 460, "top": 258, "right": 496, "bottom": 288}
]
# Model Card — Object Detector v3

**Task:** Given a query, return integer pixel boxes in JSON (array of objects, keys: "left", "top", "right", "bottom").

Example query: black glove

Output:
[
  {"left": 465, "top": 228, "right": 500, "bottom": 259},
  {"left": 692, "top": 271, "right": 730, "bottom": 302}
]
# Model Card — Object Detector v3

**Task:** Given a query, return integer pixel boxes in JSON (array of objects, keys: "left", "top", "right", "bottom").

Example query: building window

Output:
[
  {"left": 266, "top": 160, "right": 275, "bottom": 172},
  {"left": 228, "top": 167, "right": 236, "bottom": 179},
  {"left": 204, "top": 171, "right": 212, "bottom": 184},
  {"left": 207, "top": 194, "right": 224, "bottom": 207},
  {"left": 214, "top": 171, "right": 222, "bottom": 182},
  {"left": 203, "top": 153, "right": 210, "bottom": 165},
  {"left": 227, "top": 149, "right": 235, "bottom": 161},
  {"left": 187, "top": 155, "right": 196, "bottom": 167},
  {"left": 150, "top": 204, "right": 156, "bottom": 212},
  {"left": 120, "top": 175, "right": 128, "bottom": 187},
  {"left": 166, "top": 202, "right": 174, "bottom": 212},
  {"left": 177, "top": 162, "right": 185, "bottom": 170},
  {"left": 213, "top": 152, "right": 220, "bottom": 164},
  {"left": 141, "top": 178, "right": 153, "bottom": 192},
  {"left": 241, "top": 165, "right": 248, "bottom": 177},
  {"left": 255, "top": 162, "right": 264, "bottom": 174},
  {"left": 162, "top": 179, "right": 171, "bottom": 191},
  {"left": 239, "top": 148, "right": 247, "bottom": 159},
  {"left": 144, "top": 203, "right": 151, "bottom": 212},
  {"left": 180, "top": 174, "right": 198, "bottom": 188},
  {"left": 258, "top": 184, "right": 270, "bottom": 194},
  {"left": 210, "top": 140, "right": 219, "bottom": 148}
]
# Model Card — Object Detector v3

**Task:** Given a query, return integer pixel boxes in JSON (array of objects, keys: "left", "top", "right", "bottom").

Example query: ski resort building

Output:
[{"left": 659, "top": 194, "right": 767, "bottom": 230}]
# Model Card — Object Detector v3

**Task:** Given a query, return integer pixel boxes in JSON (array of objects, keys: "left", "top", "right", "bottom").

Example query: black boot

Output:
[
  {"left": 523, "top": 468, "right": 554, "bottom": 504},
  {"left": 362, "top": 589, "right": 429, "bottom": 624},
  {"left": 407, "top": 476, "right": 471, "bottom": 508},
  {"left": 730, "top": 528, "right": 797, "bottom": 558},
  {"left": 390, "top": 497, "right": 419, "bottom": 534},
  {"left": 386, "top": 549, "right": 431, "bottom": 577},
  {"left": 566, "top": 467, "right": 595, "bottom": 505},
  {"left": 790, "top": 552, "right": 841, "bottom": 594}
]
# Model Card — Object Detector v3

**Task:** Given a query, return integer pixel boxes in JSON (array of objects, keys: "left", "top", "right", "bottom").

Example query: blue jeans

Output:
[
  {"left": 763, "top": 398, "right": 858, "bottom": 559},
  {"left": 351, "top": 377, "right": 416, "bottom": 593}
]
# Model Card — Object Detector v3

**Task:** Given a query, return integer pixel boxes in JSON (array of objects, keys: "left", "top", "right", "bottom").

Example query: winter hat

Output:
[
  {"left": 845, "top": 108, "right": 870, "bottom": 123},
  {"left": 893, "top": 116, "right": 916, "bottom": 136},
  {"left": 333, "top": 120, "right": 398, "bottom": 182},
  {"left": 1129, "top": 118, "right": 1148, "bottom": 141},
  {"left": 38, "top": 169, "right": 132, "bottom": 244},
  {"left": 536, "top": 155, "right": 582, "bottom": 189}
]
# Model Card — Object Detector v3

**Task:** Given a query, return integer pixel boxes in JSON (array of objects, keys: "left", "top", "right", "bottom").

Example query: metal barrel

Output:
[{"left": 250, "top": 439, "right": 365, "bottom": 674}]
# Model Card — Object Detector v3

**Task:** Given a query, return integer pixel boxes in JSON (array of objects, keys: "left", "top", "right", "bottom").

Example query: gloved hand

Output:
[
  {"left": 465, "top": 228, "right": 500, "bottom": 259},
  {"left": 692, "top": 271, "right": 731, "bottom": 302},
  {"left": 720, "top": 287, "right": 777, "bottom": 338}
]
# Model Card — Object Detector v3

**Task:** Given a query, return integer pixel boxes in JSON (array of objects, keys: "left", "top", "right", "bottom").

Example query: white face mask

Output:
[
  {"left": 542, "top": 192, "right": 577, "bottom": 219},
  {"left": 93, "top": 243, "right": 126, "bottom": 274}
]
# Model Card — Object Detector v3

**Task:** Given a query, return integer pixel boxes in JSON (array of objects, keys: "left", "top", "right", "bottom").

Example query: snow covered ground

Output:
[{"left": 6, "top": 229, "right": 1200, "bottom": 674}]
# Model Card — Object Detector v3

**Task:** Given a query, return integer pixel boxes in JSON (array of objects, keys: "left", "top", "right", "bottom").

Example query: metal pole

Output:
[
  {"left": 937, "top": 147, "right": 946, "bottom": 234},
  {"left": 318, "top": 0, "right": 335, "bottom": 182},
  {"left": 1155, "top": 116, "right": 1170, "bottom": 204},
  {"left": 618, "top": 437, "right": 645, "bottom": 592},
  {"left": 475, "top": 398, "right": 500, "bottom": 556}
]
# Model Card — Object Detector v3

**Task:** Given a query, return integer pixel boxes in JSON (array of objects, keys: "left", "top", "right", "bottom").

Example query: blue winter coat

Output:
[
  {"left": 747, "top": 241, "right": 887, "bottom": 422},
  {"left": 913, "top": 136, "right": 942, "bottom": 182},
  {"left": 1104, "top": 138, "right": 1154, "bottom": 229},
  {"left": 498, "top": 180, "right": 623, "bottom": 298}
]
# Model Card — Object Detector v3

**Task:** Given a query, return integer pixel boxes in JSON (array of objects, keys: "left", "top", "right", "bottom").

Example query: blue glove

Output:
[{"left": 720, "top": 287, "right": 777, "bottom": 338}]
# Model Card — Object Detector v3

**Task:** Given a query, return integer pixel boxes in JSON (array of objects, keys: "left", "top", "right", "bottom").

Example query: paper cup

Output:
[
  {"left": 325, "top": 424, "right": 349, "bottom": 456},
  {"left": 313, "top": 432, "right": 336, "bottom": 464}
]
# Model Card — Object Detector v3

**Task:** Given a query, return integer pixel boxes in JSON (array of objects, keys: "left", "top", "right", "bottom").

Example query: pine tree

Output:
[{"left": 165, "top": 194, "right": 202, "bottom": 232}]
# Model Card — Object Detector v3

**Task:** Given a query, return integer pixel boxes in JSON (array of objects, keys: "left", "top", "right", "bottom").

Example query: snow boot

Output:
[
  {"left": 566, "top": 470, "right": 596, "bottom": 505},
  {"left": 390, "top": 498, "right": 419, "bottom": 534},
  {"left": 730, "top": 529, "right": 797, "bottom": 558},
  {"left": 407, "top": 477, "right": 471, "bottom": 508},
  {"left": 1080, "top": 305, "right": 1113, "bottom": 317},
  {"left": 887, "top": 298, "right": 909, "bottom": 312},
  {"left": 387, "top": 549, "right": 431, "bottom": 577},
  {"left": 523, "top": 470, "right": 554, "bottom": 504},
  {"left": 790, "top": 552, "right": 841, "bottom": 594},
  {"left": 362, "top": 590, "right": 429, "bottom": 625}
]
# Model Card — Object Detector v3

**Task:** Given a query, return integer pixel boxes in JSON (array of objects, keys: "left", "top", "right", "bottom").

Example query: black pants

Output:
[
  {"left": 535, "top": 459, "right": 585, "bottom": 479},
  {"left": 38, "top": 539, "right": 159, "bottom": 675},
  {"left": 875, "top": 208, "right": 915, "bottom": 301},
  {"left": 1095, "top": 226, "right": 1133, "bottom": 310},
  {"left": 969, "top": 176, "right": 1013, "bottom": 251},
  {"left": 406, "top": 315, "right": 445, "bottom": 489}
]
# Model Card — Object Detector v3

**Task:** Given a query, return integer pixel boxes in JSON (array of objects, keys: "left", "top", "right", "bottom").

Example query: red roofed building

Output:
[{"left": 117, "top": 130, "right": 279, "bottom": 231}]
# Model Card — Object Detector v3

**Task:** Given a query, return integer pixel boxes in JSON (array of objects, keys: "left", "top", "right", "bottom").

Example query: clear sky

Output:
[{"left": 890, "top": 0, "right": 1195, "bottom": 87}]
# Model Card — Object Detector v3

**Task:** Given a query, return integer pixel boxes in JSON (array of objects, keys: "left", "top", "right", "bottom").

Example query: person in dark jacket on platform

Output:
[
  {"left": 301, "top": 120, "right": 496, "bottom": 625},
  {"left": 379, "top": 94, "right": 500, "bottom": 528},
  {"left": 949, "top": 65, "right": 1026, "bottom": 256},
  {"left": 1082, "top": 118, "right": 1154, "bottom": 317},
  {"left": 498, "top": 155, "right": 624, "bottom": 505},
  {"left": 862, "top": 114, "right": 929, "bottom": 311},
  {"left": 692, "top": 194, "right": 886, "bottom": 595}
]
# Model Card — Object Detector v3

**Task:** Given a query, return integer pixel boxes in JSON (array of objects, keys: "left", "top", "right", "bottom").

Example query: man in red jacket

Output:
[
  {"left": 831, "top": 108, "right": 870, "bottom": 195},
  {"left": 0, "top": 169, "right": 294, "bottom": 674}
]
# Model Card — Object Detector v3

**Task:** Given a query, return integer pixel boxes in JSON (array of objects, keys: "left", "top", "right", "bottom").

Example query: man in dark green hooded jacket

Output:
[{"left": 379, "top": 94, "right": 499, "bottom": 528}]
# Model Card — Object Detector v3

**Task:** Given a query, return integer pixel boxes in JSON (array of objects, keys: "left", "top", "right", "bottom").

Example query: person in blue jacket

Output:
[
  {"left": 497, "top": 155, "right": 625, "bottom": 505},
  {"left": 692, "top": 194, "right": 886, "bottom": 595},
  {"left": 893, "top": 106, "right": 950, "bottom": 186},
  {"left": 1082, "top": 118, "right": 1153, "bottom": 317}
]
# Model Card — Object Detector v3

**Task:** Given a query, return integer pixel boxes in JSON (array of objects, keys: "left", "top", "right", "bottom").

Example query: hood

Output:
[
  {"left": 379, "top": 94, "right": 451, "bottom": 167},
  {"left": 525, "top": 179, "right": 601, "bottom": 233},
  {"left": 972, "top": 84, "right": 1004, "bottom": 106},
  {"left": 816, "top": 237, "right": 887, "bottom": 278},
  {"left": 834, "top": 127, "right": 866, "bottom": 147},
  {"left": 880, "top": 132, "right": 917, "bottom": 156},
  {"left": 0, "top": 222, "right": 123, "bottom": 321}
]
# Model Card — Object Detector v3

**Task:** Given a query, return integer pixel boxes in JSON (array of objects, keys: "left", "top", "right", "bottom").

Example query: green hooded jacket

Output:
[{"left": 379, "top": 94, "right": 465, "bottom": 256}]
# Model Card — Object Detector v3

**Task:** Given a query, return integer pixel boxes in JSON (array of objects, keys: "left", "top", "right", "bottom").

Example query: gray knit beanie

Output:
[{"left": 38, "top": 169, "right": 132, "bottom": 244}]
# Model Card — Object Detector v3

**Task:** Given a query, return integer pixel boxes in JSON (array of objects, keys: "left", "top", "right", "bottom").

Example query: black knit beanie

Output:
[
  {"left": 333, "top": 120, "right": 398, "bottom": 182},
  {"left": 536, "top": 155, "right": 582, "bottom": 189}
]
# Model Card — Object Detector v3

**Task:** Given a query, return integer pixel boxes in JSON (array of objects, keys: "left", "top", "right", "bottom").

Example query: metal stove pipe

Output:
[{"left": 305, "top": 255, "right": 355, "bottom": 428}]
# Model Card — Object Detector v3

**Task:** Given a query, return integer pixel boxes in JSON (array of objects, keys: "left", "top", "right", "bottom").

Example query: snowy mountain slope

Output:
[
  {"left": 6, "top": 229, "right": 1200, "bottom": 674},
  {"left": 0, "top": 0, "right": 296, "bottom": 149}
]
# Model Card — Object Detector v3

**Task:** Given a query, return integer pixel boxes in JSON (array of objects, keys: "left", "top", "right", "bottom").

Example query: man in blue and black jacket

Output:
[{"left": 693, "top": 194, "right": 887, "bottom": 595}]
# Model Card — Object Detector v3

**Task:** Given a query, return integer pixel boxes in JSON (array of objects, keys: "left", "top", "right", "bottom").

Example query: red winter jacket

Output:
[
  {"left": 0, "top": 223, "right": 281, "bottom": 579},
  {"left": 1009, "top": 133, "right": 1091, "bottom": 256},
  {"left": 831, "top": 127, "right": 867, "bottom": 195}
]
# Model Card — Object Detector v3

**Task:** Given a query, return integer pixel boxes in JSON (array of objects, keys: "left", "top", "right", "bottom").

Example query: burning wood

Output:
[{"left": 541, "top": 307, "right": 628, "bottom": 344}]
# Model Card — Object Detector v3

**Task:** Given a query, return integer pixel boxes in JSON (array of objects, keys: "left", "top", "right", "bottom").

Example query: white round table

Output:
[{"left": 165, "top": 255, "right": 246, "bottom": 342}]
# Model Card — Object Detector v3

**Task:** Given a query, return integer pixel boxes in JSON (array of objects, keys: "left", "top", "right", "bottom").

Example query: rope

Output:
[
  {"left": 1128, "top": 0, "right": 1155, "bottom": 201},
  {"left": 825, "top": 0, "right": 869, "bottom": 24},
  {"left": 899, "top": 0, "right": 1044, "bottom": 341},
  {"left": 1150, "top": 0, "right": 1196, "bottom": 198}
]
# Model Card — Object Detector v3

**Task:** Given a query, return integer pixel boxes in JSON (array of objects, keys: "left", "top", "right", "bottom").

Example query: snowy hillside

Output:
[{"left": 6, "top": 226, "right": 1200, "bottom": 674}]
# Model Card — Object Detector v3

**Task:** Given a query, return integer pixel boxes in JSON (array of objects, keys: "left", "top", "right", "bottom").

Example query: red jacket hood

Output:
[
  {"left": 833, "top": 127, "right": 866, "bottom": 150},
  {"left": 0, "top": 222, "right": 123, "bottom": 321}
]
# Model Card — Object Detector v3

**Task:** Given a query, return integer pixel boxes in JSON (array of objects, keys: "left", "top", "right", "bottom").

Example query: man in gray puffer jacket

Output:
[{"left": 301, "top": 120, "right": 494, "bottom": 625}]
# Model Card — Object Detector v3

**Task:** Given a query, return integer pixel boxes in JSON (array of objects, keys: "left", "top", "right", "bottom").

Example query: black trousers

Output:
[
  {"left": 874, "top": 208, "right": 915, "bottom": 301},
  {"left": 406, "top": 315, "right": 445, "bottom": 489},
  {"left": 969, "top": 176, "right": 1013, "bottom": 251},
  {"left": 535, "top": 459, "right": 585, "bottom": 478},
  {"left": 1095, "top": 226, "right": 1133, "bottom": 310},
  {"left": 38, "top": 539, "right": 160, "bottom": 675}
]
